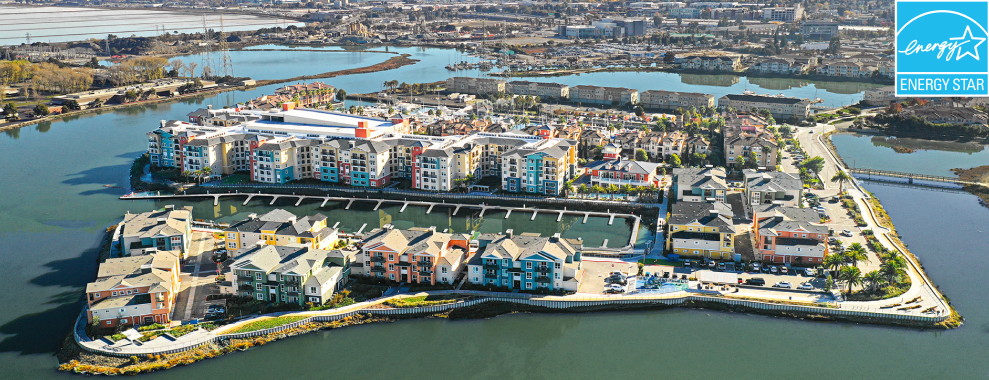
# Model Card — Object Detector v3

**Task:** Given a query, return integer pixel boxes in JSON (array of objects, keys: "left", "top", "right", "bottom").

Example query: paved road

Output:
[{"left": 171, "top": 231, "right": 220, "bottom": 322}]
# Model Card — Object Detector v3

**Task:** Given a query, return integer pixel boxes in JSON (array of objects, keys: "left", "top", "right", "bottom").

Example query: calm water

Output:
[
  {"left": 832, "top": 133, "right": 989, "bottom": 176},
  {"left": 0, "top": 6, "right": 301, "bottom": 45},
  {"left": 2, "top": 47, "right": 984, "bottom": 379}
]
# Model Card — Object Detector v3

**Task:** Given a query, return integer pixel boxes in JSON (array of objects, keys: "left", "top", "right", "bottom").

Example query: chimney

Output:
[
  {"left": 207, "top": 105, "right": 213, "bottom": 110},
  {"left": 282, "top": 102, "right": 297, "bottom": 111},
  {"left": 505, "top": 229, "right": 514, "bottom": 238},
  {"left": 156, "top": 217, "right": 166, "bottom": 223},
  {"left": 164, "top": 205, "right": 175, "bottom": 210},
  {"left": 551, "top": 233, "right": 561, "bottom": 242},
  {"left": 356, "top": 121, "right": 371, "bottom": 139},
  {"left": 384, "top": 224, "right": 394, "bottom": 230},
  {"left": 248, "top": 213, "right": 258, "bottom": 219}
]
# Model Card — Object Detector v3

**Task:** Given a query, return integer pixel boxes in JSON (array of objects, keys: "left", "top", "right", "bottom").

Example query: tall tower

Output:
[{"left": 218, "top": 13, "right": 234, "bottom": 77}]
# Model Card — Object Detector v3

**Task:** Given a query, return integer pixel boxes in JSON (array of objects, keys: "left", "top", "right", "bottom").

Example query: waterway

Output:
[
  {"left": 0, "top": 6, "right": 301, "bottom": 45},
  {"left": 1, "top": 47, "right": 985, "bottom": 378},
  {"left": 832, "top": 133, "right": 989, "bottom": 176}
]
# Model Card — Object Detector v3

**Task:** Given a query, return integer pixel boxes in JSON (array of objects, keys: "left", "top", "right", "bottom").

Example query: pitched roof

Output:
[
  {"left": 669, "top": 201, "right": 735, "bottom": 233},
  {"left": 120, "top": 207, "right": 191, "bottom": 240}
]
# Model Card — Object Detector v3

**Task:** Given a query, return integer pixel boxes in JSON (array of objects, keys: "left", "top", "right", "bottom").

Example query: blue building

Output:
[{"left": 467, "top": 231, "right": 583, "bottom": 292}]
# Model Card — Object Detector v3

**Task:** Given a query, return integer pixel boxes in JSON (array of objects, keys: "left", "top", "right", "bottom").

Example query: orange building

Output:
[
  {"left": 360, "top": 226, "right": 476, "bottom": 285},
  {"left": 85, "top": 251, "right": 180, "bottom": 328}
]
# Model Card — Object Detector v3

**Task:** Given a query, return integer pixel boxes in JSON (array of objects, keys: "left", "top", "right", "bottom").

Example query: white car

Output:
[
  {"left": 799, "top": 282, "right": 814, "bottom": 290},
  {"left": 774, "top": 281, "right": 792, "bottom": 288},
  {"left": 841, "top": 230, "right": 854, "bottom": 237}
]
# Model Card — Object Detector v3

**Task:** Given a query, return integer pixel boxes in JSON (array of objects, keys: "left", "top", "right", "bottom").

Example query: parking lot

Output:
[{"left": 577, "top": 260, "right": 638, "bottom": 294}]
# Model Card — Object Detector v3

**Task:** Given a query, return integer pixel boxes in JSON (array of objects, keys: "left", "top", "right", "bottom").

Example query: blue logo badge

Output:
[{"left": 896, "top": 0, "right": 989, "bottom": 96}]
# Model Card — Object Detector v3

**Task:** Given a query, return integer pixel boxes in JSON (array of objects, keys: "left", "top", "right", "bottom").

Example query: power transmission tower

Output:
[
  {"left": 201, "top": 14, "right": 215, "bottom": 79},
  {"left": 25, "top": 32, "right": 30, "bottom": 44},
  {"left": 218, "top": 13, "right": 233, "bottom": 77}
]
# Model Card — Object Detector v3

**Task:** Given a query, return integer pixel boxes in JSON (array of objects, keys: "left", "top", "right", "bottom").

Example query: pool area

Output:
[{"left": 631, "top": 273, "right": 689, "bottom": 294}]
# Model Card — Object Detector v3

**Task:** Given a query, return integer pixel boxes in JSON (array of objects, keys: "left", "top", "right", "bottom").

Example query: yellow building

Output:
[
  {"left": 224, "top": 209, "right": 339, "bottom": 251},
  {"left": 667, "top": 201, "right": 736, "bottom": 260}
]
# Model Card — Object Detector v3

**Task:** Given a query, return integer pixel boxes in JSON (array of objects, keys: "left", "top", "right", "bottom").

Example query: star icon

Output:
[{"left": 949, "top": 26, "right": 986, "bottom": 61}]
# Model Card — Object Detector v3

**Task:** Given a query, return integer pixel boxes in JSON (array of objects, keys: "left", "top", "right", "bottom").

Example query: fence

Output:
[{"left": 74, "top": 289, "right": 948, "bottom": 357}]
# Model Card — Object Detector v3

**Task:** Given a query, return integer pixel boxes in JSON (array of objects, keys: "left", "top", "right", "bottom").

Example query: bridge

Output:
[{"left": 848, "top": 168, "right": 986, "bottom": 187}]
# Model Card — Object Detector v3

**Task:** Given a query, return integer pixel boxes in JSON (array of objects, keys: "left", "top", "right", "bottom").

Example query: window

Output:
[
  {"left": 255, "top": 273, "right": 262, "bottom": 280},
  {"left": 256, "top": 294, "right": 264, "bottom": 300},
  {"left": 256, "top": 283, "right": 262, "bottom": 290},
  {"left": 525, "top": 262, "right": 532, "bottom": 269},
  {"left": 310, "top": 287, "right": 316, "bottom": 293},
  {"left": 106, "top": 320, "right": 112, "bottom": 325},
  {"left": 526, "top": 273, "right": 532, "bottom": 279},
  {"left": 554, "top": 263, "right": 561, "bottom": 269},
  {"left": 112, "top": 291, "right": 118, "bottom": 296}
]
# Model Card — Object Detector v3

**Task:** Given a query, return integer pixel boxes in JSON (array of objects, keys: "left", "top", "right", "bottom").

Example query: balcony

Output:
[
  {"left": 418, "top": 269, "right": 433, "bottom": 276},
  {"left": 536, "top": 275, "right": 552, "bottom": 283},
  {"left": 484, "top": 271, "right": 499, "bottom": 279},
  {"left": 370, "top": 266, "right": 385, "bottom": 273},
  {"left": 238, "top": 284, "right": 254, "bottom": 291},
  {"left": 370, "top": 256, "right": 386, "bottom": 263},
  {"left": 535, "top": 266, "right": 551, "bottom": 273},
  {"left": 483, "top": 263, "right": 500, "bottom": 270}
]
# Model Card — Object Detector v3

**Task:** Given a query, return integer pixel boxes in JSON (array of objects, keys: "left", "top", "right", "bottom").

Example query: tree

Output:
[
  {"left": 879, "top": 255, "right": 906, "bottom": 284},
  {"left": 663, "top": 51, "right": 676, "bottom": 64},
  {"left": 562, "top": 181, "right": 574, "bottom": 196},
  {"left": 799, "top": 156, "right": 825, "bottom": 176},
  {"left": 826, "top": 36, "right": 841, "bottom": 55},
  {"left": 838, "top": 265, "right": 862, "bottom": 294},
  {"left": 823, "top": 253, "right": 845, "bottom": 272},
  {"left": 336, "top": 89, "right": 347, "bottom": 102},
  {"left": 32, "top": 104, "right": 49, "bottom": 117},
  {"left": 634, "top": 148, "right": 649, "bottom": 161},
  {"left": 831, "top": 170, "right": 852, "bottom": 193},
  {"left": 843, "top": 243, "right": 868, "bottom": 267},
  {"left": 668, "top": 153, "right": 682, "bottom": 168},
  {"left": 200, "top": 166, "right": 213, "bottom": 182},
  {"left": 863, "top": 270, "right": 886, "bottom": 293}
]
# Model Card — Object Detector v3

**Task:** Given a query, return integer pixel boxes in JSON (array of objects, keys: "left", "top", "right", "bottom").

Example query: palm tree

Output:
[
  {"left": 181, "top": 170, "right": 194, "bottom": 182},
  {"left": 823, "top": 253, "right": 845, "bottom": 272},
  {"left": 838, "top": 266, "right": 863, "bottom": 295},
  {"left": 831, "top": 170, "right": 852, "bottom": 194},
  {"left": 200, "top": 166, "right": 213, "bottom": 182},
  {"left": 879, "top": 255, "right": 906, "bottom": 285},
  {"left": 562, "top": 182, "right": 574, "bottom": 197},
  {"left": 863, "top": 270, "right": 886, "bottom": 293},
  {"left": 843, "top": 243, "right": 868, "bottom": 267}
]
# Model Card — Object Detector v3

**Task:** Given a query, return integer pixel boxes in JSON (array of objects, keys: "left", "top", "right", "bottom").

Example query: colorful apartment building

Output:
[
  {"left": 672, "top": 167, "right": 728, "bottom": 202},
  {"left": 224, "top": 209, "right": 338, "bottom": 251},
  {"left": 584, "top": 144, "right": 661, "bottom": 188},
  {"left": 667, "top": 201, "right": 737, "bottom": 260},
  {"left": 753, "top": 204, "right": 829, "bottom": 264},
  {"left": 500, "top": 138, "right": 578, "bottom": 195},
  {"left": 86, "top": 250, "right": 180, "bottom": 328},
  {"left": 358, "top": 226, "right": 475, "bottom": 285},
  {"left": 466, "top": 231, "right": 583, "bottom": 292}
]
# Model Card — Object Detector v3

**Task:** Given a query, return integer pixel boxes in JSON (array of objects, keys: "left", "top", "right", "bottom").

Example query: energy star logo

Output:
[{"left": 896, "top": 1, "right": 989, "bottom": 96}]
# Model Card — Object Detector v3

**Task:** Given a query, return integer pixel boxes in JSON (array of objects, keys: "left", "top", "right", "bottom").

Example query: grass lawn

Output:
[
  {"left": 220, "top": 173, "right": 252, "bottom": 184},
  {"left": 225, "top": 316, "right": 308, "bottom": 334},
  {"left": 640, "top": 258, "right": 682, "bottom": 267},
  {"left": 383, "top": 295, "right": 459, "bottom": 308}
]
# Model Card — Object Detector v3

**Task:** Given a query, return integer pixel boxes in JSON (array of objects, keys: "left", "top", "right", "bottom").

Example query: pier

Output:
[{"left": 120, "top": 192, "right": 645, "bottom": 249}]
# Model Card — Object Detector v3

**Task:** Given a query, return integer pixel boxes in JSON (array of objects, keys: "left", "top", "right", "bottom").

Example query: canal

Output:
[{"left": 1, "top": 47, "right": 985, "bottom": 378}]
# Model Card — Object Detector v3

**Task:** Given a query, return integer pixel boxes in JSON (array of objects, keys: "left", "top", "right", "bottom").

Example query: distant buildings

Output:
[
  {"left": 639, "top": 90, "right": 715, "bottom": 111},
  {"left": 466, "top": 231, "right": 583, "bottom": 292},
  {"left": 762, "top": 5, "right": 804, "bottom": 22},
  {"left": 506, "top": 81, "right": 570, "bottom": 99},
  {"left": 801, "top": 20, "right": 839, "bottom": 41},
  {"left": 718, "top": 94, "right": 811, "bottom": 121},
  {"left": 446, "top": 77, "right": 506, "bottom": 95},
  {"left": 680, "top": 53, "right": 743, "bottom": 72},
  {"left": 569, "top": 85, "right": 639, "bottom": 106}
]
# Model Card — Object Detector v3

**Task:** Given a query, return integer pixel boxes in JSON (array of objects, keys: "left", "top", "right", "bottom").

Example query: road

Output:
[{"left": 171, "top": 231, "right": 222, "bottom": 323}]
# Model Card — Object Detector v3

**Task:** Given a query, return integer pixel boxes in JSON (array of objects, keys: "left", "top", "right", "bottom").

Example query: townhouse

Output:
[
  {"left": 815, "top": 60, "right": 872, "bottom": 78},
  {"left": 639, "top": 90, "right": 715, "bottom": 112},
  {"left": 749, "top": 57, "right": 807, "bottom": 75},
  {"left": 584, "top": 148, "right": 661, "bottom": 188},
  {"left": 569, "top": 85, "right": 639, "bottom": 106},
  {"left": 118, "top": 206, "right": 192, "bottom": 257},
  {"left": 718, "top": 94, "right": 811, "bottom": 121},
  {"left": 672, "top": 167, "right": 728, "bottom": 202},
  {"left": 666, "top": 201, "right": 736, "bottom": 260},
  {"left": 506, "top": 81, "right": 570, "bottom": 100},
  {"left": 223, "top": 209, "right": 339, "bottom": 251},
  {"left": 229, "top": 245, "right": 352, "bottom": 306},
  {"left": 752, "top": 204, "right": 829, "bottom": 264},
  {"left": 446, "top": 77, "right": 507, "bottom": 95},
  {"left": 743, "top": 169, "right": 803, "bottom": 207},
  {"left": 358, "top": 226, "right": 474, "bottom": 285},
  {"left": 637, "top": 131, "right": 686, "bottom": 159},
  {"left": 466, "top": 231, "right": 583, "bottom": 292},
  {"left": 86, "top": 250, "right": 180, "bottom": 328}
]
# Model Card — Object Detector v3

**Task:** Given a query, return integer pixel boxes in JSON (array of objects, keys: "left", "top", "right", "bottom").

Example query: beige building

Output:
[
  {"left": 639, "top": 90, "right": 715, "bottom": 111},
  {"left": 446, "top": 77, "right": 506, "bottom": 95},
  {"left": 569, "top": 85, "right": 639, "bottom": 106},
  {"left": 718, "top": 94, "right": 811, "bottom": 121},
  {"left": 506, "top": 81, "right": 570, "bottom": 99}
]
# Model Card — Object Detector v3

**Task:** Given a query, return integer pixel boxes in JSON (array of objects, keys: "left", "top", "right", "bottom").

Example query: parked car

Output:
[
  {"left": 805, "top": 268, "right": 817, "bottom": 277},
  {"left": 770, "top": 266, "right": 779, "bottom": 274},
  {"left": 708, "top": 261, "right": 716, "bottom": 268},
  {"left": 799, "top": 282, "right": 814, "bottom": 290},
  {"left": 779, "top": 266, "right": 789, "bottom": 275},
  {"left": 745, "top": 277, "right": 766, "bottom": 286},
  {"left": 841, "top": 229, "right": 854, "bottom": 237},
  {"left": 773, "top": 281, "right": 792, "bottom": 288},
  {"left": 717, "top": 262, "right": 726, "bottom": 271},
  {"left": 751, "top": 262, "right": 761, "bottom": 272}
]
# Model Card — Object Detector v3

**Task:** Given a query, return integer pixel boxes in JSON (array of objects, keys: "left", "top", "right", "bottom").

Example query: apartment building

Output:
[
  {"left": 118, "top": 206, "right": 192, "bottom": 257},
  {"left": 680, "top": 54, "right": 742, "bottom": 72},
  {"left": 762, "top": 5, "right": 804, "bottom": 22},
  {"left": 569, "top": 85, "right": 639, "bottom": 106},
  {"left": 752, "top": 204, "right": 829, "bottom": 264},
  {"left": 359, "top": 226, "right": 474, "bottom": 285},
  {"left": 743, "top": 169, "right": 803, "bottom": 207},
  {"left": 224, "top": 209, "right": 338, "bottom": 251},
  {"left": 86, "top": 250, "right": 180, "bottom": 328},
  {"left": 500, "top": 138, "right": 579, "bottom": 195},
  {"left": 672, "top": 167, "right": 728, "bottom": 202},
  {"left": 446, "top": 77, "right": 506, "bottom": 95},
  {"left": 466, "top": 231, "right": 583, "bottom": 292},
  {"left": 801, "top": 19, "right": 839, "bottom": 40},
  {"left": 639, "top": 90, "right": 715, "bottom": 112},
  {"left": 506, "top": 81, "right": 570, "bottom": 99},
  {"left": 229, "top": 245, "right": 352, "bottom": 306},
  {"left": 718, "top": 94, "right": 811, "bottom": 121},
  {"left": 667, "top": 201, "right": 736, "bottom": 260},
  {"left": 584, "top": 148, "right": 661, "bottom": 188},
  {"left": 723, "top": 116, "right": 780, "bottom": 168}
]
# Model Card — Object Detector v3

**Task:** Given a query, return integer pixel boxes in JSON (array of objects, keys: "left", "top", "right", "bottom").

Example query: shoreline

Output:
[
  {"left": 0, "top": 54, "right": 419, "bottom": 134},
  {"left": 58, "top": 291, "right": 956, "bottom": 376},
  {"left": 493, "top": 66, "right": 894, "bottom": 85}
]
